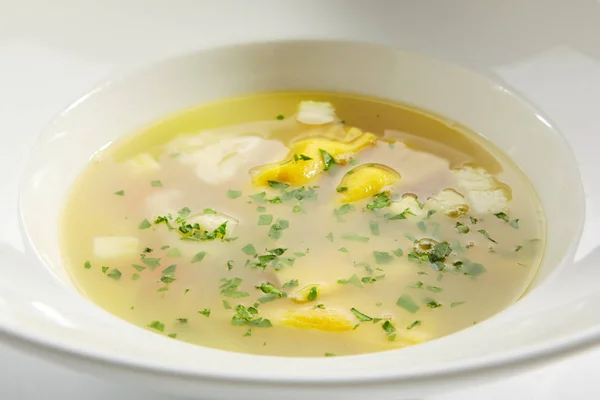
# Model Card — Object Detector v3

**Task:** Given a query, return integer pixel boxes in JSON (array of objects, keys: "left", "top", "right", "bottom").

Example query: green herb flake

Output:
[
  {"left": 84, "top": 260, "right": 92, "bottom": 269},
  {"left": 337, "top": 273, "right": 363, "bottom": 288},
  {"left": 406, "top": 320, "right": 421, "bottom": 330},
  {"left": 256, "top": 282, "right": 285, "bottom": 297},
  {"left": 478, "top": 229, "right": 497, "bottom": 243},
  {"left": 226, "top": 260, "right": 234, "bottom": 270},
  {"left": 326, "top": 232, "right": 334, "bottom": 242},
  {"left": 410, "top": 281, "right": 424, "bottom": 289},
  {"left": 455, "top": 222, "right": 470, "bottom": 234},
  {"left": 338, "top": 247, "right": 349, "bottom": 253},
  {"left": 242, "top": 243, "right": 258, "bottom": 256},
  {"left": 340, "top": 233, "right": 370, "bottom": 243},
  {"left": 147, "top": 320, "right": 165, "bottom": 332},
  {"left": 324, "top": 352, "right": 337, "bottom": 357},
  {"left": 382, "top": 320, "right": 396, "bottom": 336},
  {"left": 425, "top": 300, "right": 442, "bottom": 309},
  {"left": 462, "top": 261, "right": 487, "bottom": 276},
  {"left": 336, "top": 186, "right": 349, "bottom": 193},
  {"left": 138, "top": 218, "right": 152, "bottom": 230},
  {"left": 256, "top": 206, "right": 266, "bottom": 212},
  {"left": 370, "top": 221, "right": 380, "bottom": 236},
  {"left": 198, "top": 308, "right": 211, "bottom": 317},
  {"left": 392, "top": 248, "right": 404, "bottom": 257},
  {"left": 428, "top": 242, "right": 453, "bottom": 263},
  {"left": 319, "top": 149, "right": 336, "bottom": 171},
  {"left": 268, "top": 181, "right": 290, "bottom": 190},
  {"left": 450, "top": 301, "right": 466, "bottom": 308},
  {"left": 366, "top": 192, "right": 391, "bottom": 211},
  {"left": 166, "top": 248, "right": 182, "bottom": 257},
  {"left": 373, "top": 251, "right": 394, "bottom": 264},
  {"left": 268, "top": 219, "right": 290, "bottom": 240},
  {"left": 426, "top": 209, "right": 437, "bottom": 219},
  {"left": 416, "top": 221, "right": 427, "bottom": 233},
  {"left": 306, "top": 286, "right": 318, "bottom": 301},
  {"left": 132, "top": 273, "right": 140, "bottom": 280},
  {"left": 101, "top": 266, "right": 109, "bottom": 274},
  {"left": 184, "top": 288, "right": 190, "bottom": 295},
  {"left": 510, "top": 219, "right": 520, "bottom": 229},
  {"left": 276, "top": 114, "right": 284, "bottom": 120},
  {"left": 191, "top": 251, "right": 207, "bottom": 263},
  {"left": 334, "top": 204, "right": 355, "bottom": 217},
  {"left": 292, "top": 205, "right": 304, "bottom": 213},
  {"left": 470, "top": 216, "right": 478, "bottom": 224},
  {"left": 426, "top": 286, "right": 443, "bottom": 293},
  {"left": 151, "top": 180, "right": 163, "bottom": 187},
  {"left": 514, "top": 245, "right": 523, "bottom": 252},
  {"left": 222, "top": 300, "right": 232, "bottom": 309},
  {"left": 176, "top": 318, "right": 188, "bottom": 324},
  {"left": 494, "top": 212, "right": 510, "bottom": 222},
  {"left": 249, "top": 192, "right": 267, "bottom": 202},
  {"left": 350, "top": 308, "right": 373, "bottom": 322},
  {"left": 106, "top": 268, "right": 121, "bottom": 280},
  {"left": 113, "top": 190, "right": 125, "bottom": 196},
  {"left": 396, "top": 294, "right": 420, "bottom": 313},
  {"left": 227, "top": 190, "right": 243, "bottom": 199},
  {"left": 258, "top": 214, "right": 274, "bottom": 225},
  {"left": 282, "top": 279, "right": 299, "bottom": 289}
]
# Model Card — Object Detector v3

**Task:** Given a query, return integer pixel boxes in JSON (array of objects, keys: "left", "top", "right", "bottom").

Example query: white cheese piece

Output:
[
  {"left": 296, "top": 101, "right": 336, "bottom": 125},
  {"left": 174, "top": 136, "right": 288, "bottom": 185},
  {"left": 453, "top": 166, "right": 510, "bottom": 214},
  {"left": 93, "top": 236, "right": 139, "bottom": 259},
  {"left": 187, "top": 212, "right": 239, "bottom": 237},
  {"left": 127, "top": 153, "right": 160, "bottom": 173},
  {"left": 389, "top": 195, "right": 424, "bottom": 217}
]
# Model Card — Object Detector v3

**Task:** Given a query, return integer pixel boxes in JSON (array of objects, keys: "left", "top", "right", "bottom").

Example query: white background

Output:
[{"left": 2, "top": 1, "right": 600, "bottom": 398}]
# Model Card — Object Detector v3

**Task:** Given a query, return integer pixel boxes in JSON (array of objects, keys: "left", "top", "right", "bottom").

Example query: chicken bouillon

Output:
[{"left": 60, "top": 92, "right": 545, "bottom": 357}]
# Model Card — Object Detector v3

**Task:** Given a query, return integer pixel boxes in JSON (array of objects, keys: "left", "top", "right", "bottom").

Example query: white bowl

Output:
[{"left": 7, "top": 40, "right": 592, "bottom": 399}]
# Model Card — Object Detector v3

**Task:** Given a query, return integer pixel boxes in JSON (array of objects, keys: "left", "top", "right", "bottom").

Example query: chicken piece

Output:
[
  {"left": 296, "top": 101, "right": 337, "bottom": 125},
  {"left": 250, "top": 133, "right": 377, "bottom": 187},
  {"left": 186, "top": 211, "right": 239, "bottom": 238},
  {"left": 427, "top": 189, "right": 469, "bottom": 217},
  {"left": 336, "top": 163, "right": 401, "bottom": 203},
  {"left": 388, "top": 194, "right": 424, "bottom": 217}
]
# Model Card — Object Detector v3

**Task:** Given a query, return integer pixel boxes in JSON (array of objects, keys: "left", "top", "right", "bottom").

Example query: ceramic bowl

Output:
[{"left": 4, "top": 38, "right": 595, "bottom": 399}]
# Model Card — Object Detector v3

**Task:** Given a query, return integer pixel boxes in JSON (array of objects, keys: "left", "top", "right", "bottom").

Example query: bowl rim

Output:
[{"left": 10, "top": 37, "right": 589, "bottom": 386}]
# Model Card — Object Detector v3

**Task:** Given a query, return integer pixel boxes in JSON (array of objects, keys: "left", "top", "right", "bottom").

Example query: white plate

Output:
[{"left": 2, "top": 1, "right": 600, "bottom": 399}]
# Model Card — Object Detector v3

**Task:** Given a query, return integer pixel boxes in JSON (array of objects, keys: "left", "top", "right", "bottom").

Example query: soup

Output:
[{"left": 60, "top": 92, "right": 545, "bottom": 357}]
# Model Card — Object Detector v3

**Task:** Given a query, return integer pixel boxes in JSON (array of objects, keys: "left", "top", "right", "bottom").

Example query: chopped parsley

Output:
[
  {"left": 231, "top": 305, "right": 272, "bottom": 328},
  {"left": 425, "top": 300, "right": 442, "bottom": 309},
  {"left": 326, "top": 232, "right": 334, "bottom": 242},
  {"left": 227, "top": 260, "right": 234, "bottom": 270},
  {"left": 242, "top": 243, "right": 258, "bottom": 256},
  {"left": 101, "top": 266, "right": 109, "bottom": 274},
  {"left": 334, "top": 204, "right": 355, "bottom": 218},
  {"left": 227, "top": 190, "right": 243, "bottom": 199},
  {"left": 514, "top": 245, "right": 523, "bottom": 252},
  {"left": 410, "top": 281, "right": 424, "bottom": 289},
  {"left": 494, "top": 212, "right": 509, "bottom": 222},
  {"left": 106, "top": 268, "right": 122, "bottom": 280},
  {"left": 336, "top": 186, "right": 349, "bottom": 192},
  {"left": 428, "top": 242, "right": 452, "bottom": 264},
  {"left": 338, "top": 247, "right": 348, "bottom": 253},
  {"left": 406, "top": 320, "right": 421, "bottom": 330},
  {"left": 478, "top": 229, "right": 497, "bottom": 243},
  {"left": 276, "top": 114, "right": 284, "bottom": 120},
  {"left": 373, "top": 251, "right": 394, "bottom": 264},
  {"left": 293, "top": 153, "right": 313, "bottom": 161},
  {"left": 84, "top": 260, "right": 92, "bottom": 269},
  {"left": 166, "top": 248, "right": 182, "bottom": 257},
  {"left": 132, "top": 273, "right": 140, "bottom": 280},
  {"left": 340, "top": 233, "right": 370, "bottom": 243},
  {"left": 396, "top": 294, "right": 420, "bottom": 313},
  {"left": 258, "top": 214, "right": 273, "bottom": 225},
  {"left": 268, "top": 219, "right": 289, "bottom": 240},
  {"left": 147, "top": 320, "right": 165, "bottom": 332},
  {"left": 450, "top": 301, "right": 466, "bottom": 308},
  {"left": 113, "top": 190, "right": 125, "bottom": 196},
  {"left": 176, "top": 318, "right": 188, "bottom": 324},
  {"left": 382, "top": 320, "right": 396, "bottom": 340},
  {"left": 198, "top": 308, "right": 211, "bottom": 317},
  {"left": 337, "top": 273, "right": 363, "bottom": 288},
  {"left": 470, "top": 216, "right": 478, "bottom": 224},
  {"left": 138, "top": 218, "right": 152, "bottom": 229},
  {"left": 426, "top": 209, "right": 436, "bottom": 219},
  {"left": 222, "top": 300, "right": 232, "bottom": 309},
  {"left": 282, "top": 279, "right": 299, "bottom": 289},
  {"left": 416, "top": 221, "right": 427, "bottom": 233},
  {"left": 256, "top": 206, "right": 266, "bottom": 212},
  {"left": 455, "top": 222, "right": 470, "bottom": 234},
  {"left": 191, "top": 251, "right": 207, "bottom": 263},
  {"left": 256, "top": 282, "right": 286, "bottom": 298},
  {"left": 220, "top": 277, "right": 249, "bottom": 298},
  {"left": 267, "top": 180, "right": 290, "bottom": 190},
  {"left": 370, "top": 221, "right": 380, "bottom": 236},
  {"left": 350, "top": 308, "right": 373, "bottom": 322},
  {"left": 426, "top": 286, "right": 443, "bottom": 293},
  {"left": 510, "top": 219, "right": 520, "bottom": 229},
  {"left": 306, "top": 286, "right": 319, "bottom": 301},
  {"left": 392, "top": 248, "right": 404, "bottom": 257},
  {"left": 366, "top": 192, "right": 391, "bottom": 211},
  {"left": 385, "top": 208, "right": 414, "bottom": 220},
  {"left": 250, "top": 192, "right": 267, "bottom": 203},
  {"left": 151, "top": 180, "right": 163, "bottom": 187},
  {"left": 292, "top": 205, "right": 304, "bottom": 213},
  {"left": 319, "top": 149, "right": 336, "bottom": 171}
]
